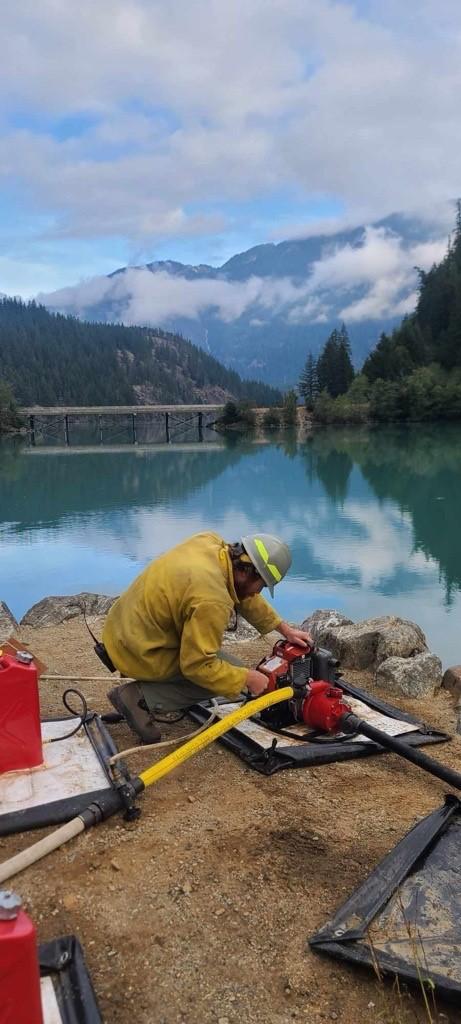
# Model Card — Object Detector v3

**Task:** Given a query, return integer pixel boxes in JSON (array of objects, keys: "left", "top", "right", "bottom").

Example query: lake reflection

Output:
[{"left": 1, "top": 424, "right": 461, "bottom": 665}]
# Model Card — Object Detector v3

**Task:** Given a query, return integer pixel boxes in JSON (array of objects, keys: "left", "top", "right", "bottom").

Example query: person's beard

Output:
[
  {"left": 234, "top": 578, "right": 248, "bottom": 601},
  {"left": 234, "top": 574, "right": 257, "bottom": 601}
]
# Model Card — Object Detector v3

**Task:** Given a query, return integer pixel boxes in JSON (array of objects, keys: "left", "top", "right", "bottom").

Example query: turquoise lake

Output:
[{"left": 1, "top": 423, "right": 461, "bottom": 667}]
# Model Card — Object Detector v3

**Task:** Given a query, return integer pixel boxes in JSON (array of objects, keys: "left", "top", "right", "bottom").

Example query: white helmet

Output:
[{"left": 240, "top": 533, "right": 292, "bottom": 597}]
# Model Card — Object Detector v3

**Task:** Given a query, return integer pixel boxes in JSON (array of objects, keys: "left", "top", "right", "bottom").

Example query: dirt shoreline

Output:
[{"left": 3, "top": 616, "right": 460, "bottom": 1024}]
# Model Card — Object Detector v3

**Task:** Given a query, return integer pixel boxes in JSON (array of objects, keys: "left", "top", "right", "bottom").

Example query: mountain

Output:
[
  {"left": 0, "top": 297, "right": 280, "bottom": 407},
  {"left": 41, "top": 213, "right": 448, "bottom": 386}
]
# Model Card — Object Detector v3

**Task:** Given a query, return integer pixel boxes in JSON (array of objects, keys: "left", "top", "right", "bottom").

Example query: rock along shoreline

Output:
[{"left": 2, "top": 593, "right": 459, "bottom": 701}]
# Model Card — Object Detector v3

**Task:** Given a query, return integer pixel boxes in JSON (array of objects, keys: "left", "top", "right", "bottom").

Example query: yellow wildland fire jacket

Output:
[{"left": 103, "top": 531, "right": 282, "bottom": 698}]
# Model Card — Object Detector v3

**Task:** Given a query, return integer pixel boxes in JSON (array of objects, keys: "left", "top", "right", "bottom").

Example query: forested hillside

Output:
[
  {"left": 363, "top": 208, "right": 461, "bottom": 382},
  {"left": 0, "top": 298, "right": 280, "bottom": 407}
]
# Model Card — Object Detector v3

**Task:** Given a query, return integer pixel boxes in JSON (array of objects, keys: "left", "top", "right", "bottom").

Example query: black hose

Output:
[
  {"left": 341, "top": 712, "right": 461, "bottom": 791},
  {"left": 264, "top": 724, "right": 355, "bottom": 744},
  {"left": 47, "top": 689, "right": 89, "bottom": 743}
]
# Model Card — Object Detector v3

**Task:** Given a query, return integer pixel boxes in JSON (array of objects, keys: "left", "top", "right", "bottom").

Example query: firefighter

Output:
[{"left": 103, "top": 531, "right": 311, "bottom": 742}]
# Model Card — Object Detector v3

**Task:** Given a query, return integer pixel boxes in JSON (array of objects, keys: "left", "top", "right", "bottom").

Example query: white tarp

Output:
[
  {"left": 41, "top": 976, "right": 62, "bottom": 1024},
  {"left": 0, "top": 720, "right": 110, "bottom": 813},
  {"left": 214, "top": 697, "right": 420, "bottom": 750}
]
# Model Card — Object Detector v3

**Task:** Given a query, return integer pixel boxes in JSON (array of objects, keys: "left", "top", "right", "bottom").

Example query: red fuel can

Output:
[
  {"left": 0, "top": 890, "right": 44, "bottom": 1024},
  {"left": 0, "top": 652, "right": 43, "bottom": 773}
]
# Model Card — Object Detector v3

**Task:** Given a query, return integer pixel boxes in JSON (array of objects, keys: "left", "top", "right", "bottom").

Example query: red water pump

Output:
[
  {"left": 257, "top": 639, "right": 351, "bottom": 731},
  {"left": 258, "top": 640, "right": 461, "bottom": 795},
  {"left": 0, "top": 651, "right": 43, "bottom": 773}
]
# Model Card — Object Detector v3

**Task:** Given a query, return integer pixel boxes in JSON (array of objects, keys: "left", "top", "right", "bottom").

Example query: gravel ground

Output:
[{"left": 2, "top": 617, "right": 461, "bottom": 1024}]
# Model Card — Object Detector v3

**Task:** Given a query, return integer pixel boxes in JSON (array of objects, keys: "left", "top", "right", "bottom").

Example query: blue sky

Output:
[{"left": 1, "top": 1, "right": 460, "bottom": 299}]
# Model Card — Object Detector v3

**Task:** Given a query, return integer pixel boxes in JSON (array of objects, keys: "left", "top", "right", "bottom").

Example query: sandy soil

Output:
[{"left": 2, "top": 617, "right": 461, "bottom": 1024}]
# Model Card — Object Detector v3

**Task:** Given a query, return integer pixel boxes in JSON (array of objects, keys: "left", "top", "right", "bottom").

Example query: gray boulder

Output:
[
  {"left": 375, "top": 652, "right": 443, "bottom": 698},
  {"left": 21, "top": 593, "right": 117, "bottom": 628},
  {"left": 0, "top": 601, "right": 19, "bottom": 641},
  {"left": 314, "top": 615, "right": 428, "bottom": 670},
  {"left": 441, "top": 665, "right": 461, "bottom": 699},
  {"left": 301, "top": 609, "right": 353, "bottom": 644},
  {"left": 223, "top": 613, "right": 260, "bottom": 643}
]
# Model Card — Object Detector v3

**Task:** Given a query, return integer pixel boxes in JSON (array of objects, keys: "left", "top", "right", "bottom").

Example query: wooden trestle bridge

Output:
[{"left": 19, "top": 405, "right": 225, "bottom": 446}]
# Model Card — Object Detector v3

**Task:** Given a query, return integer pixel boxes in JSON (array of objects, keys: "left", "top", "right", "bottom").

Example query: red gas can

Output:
[
  {"left": 0, "top": 890, "right": 44, "bottom": 1024},
  {"left": 0, "top": 652, "right": 43, "bottom": 773}
]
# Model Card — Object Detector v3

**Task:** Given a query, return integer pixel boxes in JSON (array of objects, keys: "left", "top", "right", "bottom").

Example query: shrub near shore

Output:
[{"left": 313, "top": 366, "right": 461, "bottom": 424}]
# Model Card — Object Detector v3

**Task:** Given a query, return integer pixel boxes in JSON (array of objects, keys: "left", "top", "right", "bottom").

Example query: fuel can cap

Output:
[
  {"left": 0, "top": 890, "right": 22, "bottom": 920},
  {"left": 15, "top": 651, "right": 34, "bottom": 665}
]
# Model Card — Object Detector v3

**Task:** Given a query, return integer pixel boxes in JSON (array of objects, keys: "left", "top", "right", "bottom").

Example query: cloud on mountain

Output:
[{"left": 41, "top": 225, "right": 447, "bottom": 326}]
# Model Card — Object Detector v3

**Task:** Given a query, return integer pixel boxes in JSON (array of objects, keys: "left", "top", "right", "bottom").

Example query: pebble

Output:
[
  {"left": 62, "top": 894, "right": 79, "bottom": 910},
  {"left": 111, "top": 859, "right": 121, "bottom": 871}
]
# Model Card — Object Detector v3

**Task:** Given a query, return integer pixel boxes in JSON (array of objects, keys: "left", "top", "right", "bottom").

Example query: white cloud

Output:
[
  {"left": 41, "top": 224, "right": 448, "bottom": 325},
  {"left": 1, "top": 1, "right": 461, "bottom": 254},
  {"left": 41, "top": 268, "right": 300, "bottom": 323}
]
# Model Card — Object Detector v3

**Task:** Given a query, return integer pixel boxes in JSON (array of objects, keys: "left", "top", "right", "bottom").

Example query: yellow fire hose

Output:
[
  {"left": 139, "top": 685, "right": 292, "bottom": 785},
  {"left": 0, "top": 686, "right": 293, "bottom": 884}
]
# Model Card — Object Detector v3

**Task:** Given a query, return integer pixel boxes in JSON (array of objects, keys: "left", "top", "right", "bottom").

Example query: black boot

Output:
[{"left": 107, "top": 682, "right": 162, "bottom": 744}]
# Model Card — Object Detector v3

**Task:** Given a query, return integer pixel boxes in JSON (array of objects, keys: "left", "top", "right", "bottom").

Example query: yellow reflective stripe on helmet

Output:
[
  {"left": 267, "top": 562, "right": 282, "bottom": 582},
  {"left": 254, "top": 538, "right": 269, "bottom": 562},
  {"left": 254, "top": 538, "right": 282, "bottom": 582}
]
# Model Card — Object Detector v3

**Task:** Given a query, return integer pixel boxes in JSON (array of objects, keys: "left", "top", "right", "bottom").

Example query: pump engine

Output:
[{"left": 257, "top": 639, "right": 350, "bottom": 731}]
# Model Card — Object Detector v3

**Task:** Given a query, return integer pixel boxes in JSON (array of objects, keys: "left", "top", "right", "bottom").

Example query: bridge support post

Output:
[
  {"left": 132, "top": 413, "right": 137, "bottom": 444},
  {"left": 29, "top": 415, "right": 35, "bottom": 446},
  {"left": 64, "top": 415, "right": 70, "bottom": 445},
  {"left": 99, "top": 415, "right": 103, "bottom": 444},
  {"left": 165, "top": 411, "right": 170, "bottom": 443},
  {"left": 198, "top": 411, "right": 203, "bottom": 441}
]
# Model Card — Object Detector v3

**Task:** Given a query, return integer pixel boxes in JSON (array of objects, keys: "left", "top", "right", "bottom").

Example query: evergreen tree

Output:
[
  {"left": 317, "top": 326, "right": 354, "bottom": 398},
  {"left": 363, "top": 331, "right": 414, "bottom": 382},
  {"left": 298, "top": 353, "right": 319, "bottom": 408},
  {"left": 337, "top": 323, "right": 355, "bottom": 393},
  {"left": 317, "top": 329, "right": 339, "bottom": 395}
]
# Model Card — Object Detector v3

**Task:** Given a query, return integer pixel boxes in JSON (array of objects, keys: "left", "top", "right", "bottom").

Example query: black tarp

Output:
[
  {"left": 189, "top": 680, "right": 449, "bottom": 774},
  {"left": 40, "top": 935, "right": 102, "bottom": 1023},
  {"left": 310, "top": 795, "right": 461, "bottom": 1004}
]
